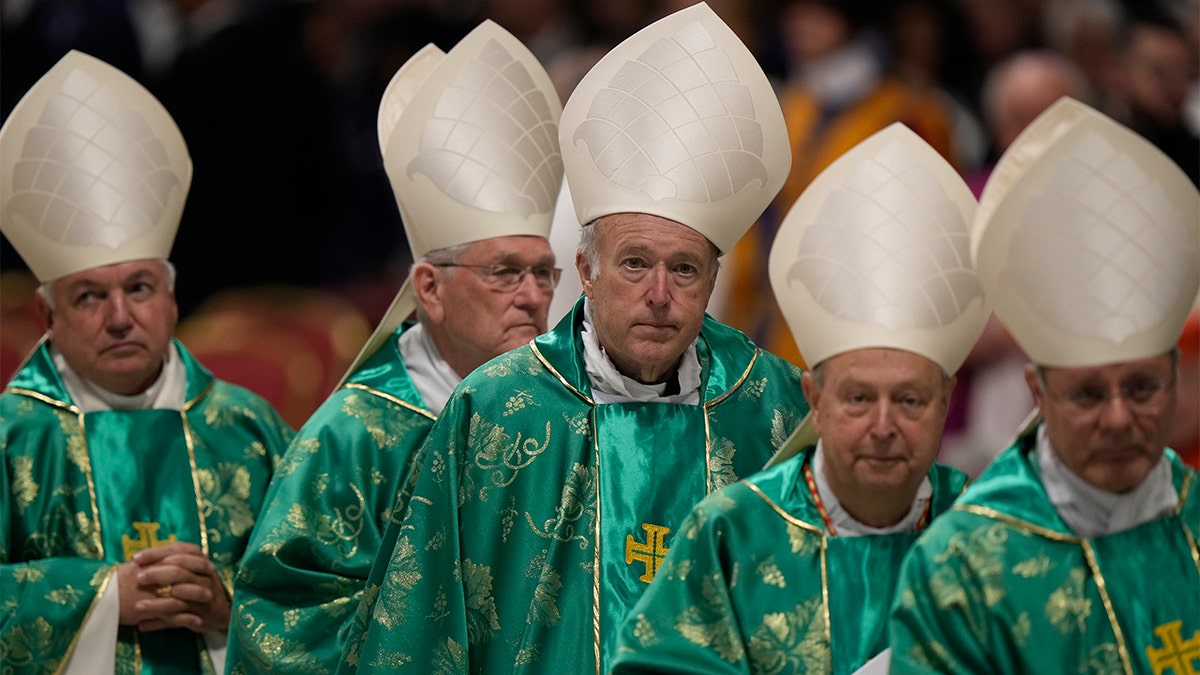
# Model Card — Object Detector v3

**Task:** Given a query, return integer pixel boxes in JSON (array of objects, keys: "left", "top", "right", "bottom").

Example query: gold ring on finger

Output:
[{"left": 155, "top": 584, "right": 172, "bottom": 598}]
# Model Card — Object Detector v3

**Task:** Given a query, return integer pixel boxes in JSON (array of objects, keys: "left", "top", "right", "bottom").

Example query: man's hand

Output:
[{"left": 117, "top": 542, "right": 230, "bottom": 633}]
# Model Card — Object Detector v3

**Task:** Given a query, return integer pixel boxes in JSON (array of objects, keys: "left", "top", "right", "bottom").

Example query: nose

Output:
[
  {"left": 512, "top": 269, "right": 549, "bottom": 308},
  {"left": 107, "top": 293, "right": 133, "bottom": 332},
  {"left": 869, "top": 401, "right": 898, "bottom": 438},
  {"left": 1095, "top": 392, "right": 1136, "bottom": 430},
  {"left": 645, "top": 265, "right": 670, "bottom": 306}
]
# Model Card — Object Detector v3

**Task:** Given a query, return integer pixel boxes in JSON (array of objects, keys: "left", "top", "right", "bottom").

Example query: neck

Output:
[{"left": 825, "top": 474, "right": 920, "bottom": 529}]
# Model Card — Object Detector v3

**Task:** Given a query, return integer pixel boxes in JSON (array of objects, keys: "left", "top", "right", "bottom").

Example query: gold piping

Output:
[
  {"left": 954, "top": 504, "right": 1081, "bottom": 542},
  {"left": 704, "top": 349, "right": 758, "bottom": 408},
  {"left": 54, "top": 566, "right": 116, "bottom": 674},
  {"left": 743, "top": 480, "right": 824, "bottom": 535},
  {"left": 344, "top": 383, "right": 437, "bottom": 420},
  {"left": 591, "top": 405, "right": 602, "bottom": 675},
  {"left": 530, "top": 342, "right": 594, "bottom": 405},
  {"left": 1081, "top": 540, "right": 1133, "bottom": 675},
  {"left": 180, "top": 411, "right": 210, "bottom": 555}
]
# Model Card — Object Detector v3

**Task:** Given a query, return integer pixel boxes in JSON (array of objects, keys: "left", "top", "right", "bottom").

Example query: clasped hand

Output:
[{"left": 117, "top": 542, "right": 229, "bottom": 633}]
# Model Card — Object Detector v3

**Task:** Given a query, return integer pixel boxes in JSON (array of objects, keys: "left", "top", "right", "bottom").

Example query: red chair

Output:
[{"left": 176, "top": 286, "right": 371, "bottom": 429}]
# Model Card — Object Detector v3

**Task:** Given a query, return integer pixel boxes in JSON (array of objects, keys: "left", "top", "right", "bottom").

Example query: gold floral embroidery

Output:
[
  {"left": 746, "top": 597, "right": 830, "bottom": 675},
  {"left": 3, "top": 617, "right": 61, "bottom": 672},
  {"left": 632, "top": 613, "right": 660, "bottom": 648},
  {"left": 709, "top": 437, "right": 737, "bottom": 490},
  {"left": 758, "top": 558, "right": 786, "bottom": 588},
  {"left": 1012, "top": 555, "right": 1053, "bottom": 578},
  {"left": 526, "top": 549, "right": 563, "bottom": 626},
  {"left": 739, "top": 377, "right": 768, "bottom": 401},
  {"left": 470, "top": 415, "right": 551, "bottom": 501},
  {"left": 1045, "top": 568, "right": 1092, "bottom": 634},
  {"left": 525, "top": 462, "right": 594, "bottom": 548},
  {"left": 376, "top": 535, "right": 423, "bottom": 629},
  {"left": 503, "top": 391, "right": 536, "bottom": 416},
  {"left": 674, "top": 572, "right": 744, "bottom": 663},
  {"left": 12, "top": 456, "right": 38, "bottom": 514},
  {"left": 462, "top": 558, "right": 502, "bottom": 642},
  {"left": 431, "top": 637, "right": 466, "bottom": 674},
  {"left": 198, "top": 462, "right": 255, "bottom": 542}
]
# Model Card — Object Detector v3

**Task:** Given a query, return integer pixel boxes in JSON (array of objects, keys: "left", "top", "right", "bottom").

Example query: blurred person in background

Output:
[
  {"left": 1109, "top": 5, "right": 1199, "bottom": 185},
  {"left": 939, "top": 49, "right": 1090, "bottom": 477},
  {"left": 716, "top": 0, "right": 959, "bottom": 368}
]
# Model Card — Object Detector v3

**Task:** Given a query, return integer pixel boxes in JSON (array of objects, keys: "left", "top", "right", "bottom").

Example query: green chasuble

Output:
[
  {"left": 889, "top": 429, "right": 1200, "bottom": 675},
  {"left": 610, "top": 447, "right": 967, "bottom": 674},
  {"left": 337, "top": 298, "right": 810, "bottom": 675},
  {"left": 0, "top": 340, "right": 293, "bottom": 675},
  {"left": 226, "top": 323, "right": 436, "bottom": 674}
]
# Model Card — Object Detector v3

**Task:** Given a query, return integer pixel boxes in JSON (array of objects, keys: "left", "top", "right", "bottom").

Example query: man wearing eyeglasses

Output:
[
  {"left": 334, "top": 5, "right": 811, "bottom": 674},
  {"left": 225, "top": 23, "right": 566, "bottom": 674},
  {"left": 888, "top": 97, "right": 1200, "bottom": 674}
]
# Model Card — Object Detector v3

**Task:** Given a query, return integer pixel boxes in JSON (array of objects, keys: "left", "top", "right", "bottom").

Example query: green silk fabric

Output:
[
  {"left": 611, "top": 447, "right": 968, "bottom": 674},
  {"left": 336, "top": 299, "right": 810, "bottom": 674},
  {"left": 889, "top": 430, "right": 1200, "bottom": 674},
  {"left": 0, "top": 340, "right": 293, "bottom": 675},
  {"left": 226, "top": 324, "right": 436, "bottom": 674}
]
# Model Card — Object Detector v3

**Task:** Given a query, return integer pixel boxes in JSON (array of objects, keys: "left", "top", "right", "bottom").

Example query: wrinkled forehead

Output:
[
  {"left": 52, "top": 258, "right": 168, "bottom": 288},
  {"left": 815, "top": 347, "right": 948, "bottom": 385},
  {"left": 595, "top": 213, "right": 718, "bottom": 255},
  {"left": 460, "top": 234, "right": 555, "bottom": 261}
]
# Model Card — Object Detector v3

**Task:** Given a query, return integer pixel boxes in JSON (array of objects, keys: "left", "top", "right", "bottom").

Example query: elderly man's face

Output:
[
  {"left": 40, "top": 259, "right": 179, "bottom": 396},
  {"left": 1028, "top": 352, "right": 1176, "bottom": 494},
  {"left": 577, "top": 213, "right": 718, "bottom": 384},
  {"left": 425, "top": 235, "right": 556, "bottom": 376},
  {"left": 803, "top": 348, "right": 952, "bottom": 525}
]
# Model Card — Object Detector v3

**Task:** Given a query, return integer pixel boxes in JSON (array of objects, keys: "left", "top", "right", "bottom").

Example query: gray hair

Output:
[
  {"left": 410, "top": 242, "right": 472, "bottom": 322},
  {"left": 37, "top": 260, "right": 177, "bottom": 311},
  {"left": 577, "top": 216, "right": 721, "bottom": 281}
]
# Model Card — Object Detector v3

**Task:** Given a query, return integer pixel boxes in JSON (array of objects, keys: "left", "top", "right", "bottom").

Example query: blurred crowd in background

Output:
[{"left": 2, "top": 0, "right": 1198, "bottom": 472}]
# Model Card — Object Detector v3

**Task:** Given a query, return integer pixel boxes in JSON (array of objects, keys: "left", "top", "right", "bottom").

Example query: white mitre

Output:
[
  {"left": 765, "top": 124, "right": 987, "bottom": 467},
  {"left": 973, "top": 96, "right": 1200, "bottom": 368},
  {"left": 0, "top": 50, "right": 191, "bottom": 282},
  {"left": 340, "top": 21, "right": 565, "bottom": 382},
  {"left": 558, "top": 2, "right": 789, "bottom": 254}
]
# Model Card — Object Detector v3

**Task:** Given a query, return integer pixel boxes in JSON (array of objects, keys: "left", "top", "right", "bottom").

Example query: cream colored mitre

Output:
[
  {"left": 558, "top": 2, "right": 789, "bottom": 254},
  {"left": 769, "top": 122, "right": 989, "bottom": 376},
  {"left": 340, "top": 21, "right": 564, "bottom": 384},
  {"left": 0, "top": 50, "right": 191, "bottom": 282},
  {"left": 973, "top": 96, "right": 1200, "bottom": 367}
]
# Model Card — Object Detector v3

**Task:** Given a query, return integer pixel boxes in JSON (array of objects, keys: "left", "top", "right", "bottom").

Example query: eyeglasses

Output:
[
  {"left": 433, "top": 263, "right": 562, "bottom": 293},
  {"left": 1037, "top": 373, "right": 1173, "bottom": 419}
]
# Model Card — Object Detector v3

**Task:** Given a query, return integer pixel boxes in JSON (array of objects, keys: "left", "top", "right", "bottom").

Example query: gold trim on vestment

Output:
[
  {"left": 54, "top": 566, "right": 116, "bottom": 675},
  {"left": 591, "top": 404, "right": 602, "bottom": 675},
  {"left": 1081, "top": 540, "right": 1134, "bottom": 675},
  {"left": 953, "top": 504, "right": 1082, "bottom": 542},
  {"left": 530, "top": 342, "right": 594, "bottom": 404},
  {"left": 180, "top": 410, "right": 210, "bottom": 556},
  {"left": 343, "top": 382, "right": 437, "bottom": 420}
]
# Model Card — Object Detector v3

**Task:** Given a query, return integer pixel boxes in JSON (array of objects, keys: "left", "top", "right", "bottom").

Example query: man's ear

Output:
[
  {"left": 1024, "top": 363, "right": 1044, "bottom": 409},
  {"left": 576, "top": 250, "right": 593, "bottom": 298},
  {"left": 34, "top": 290, "right": 54, "bottom": 335},
  {"left": 412, "top": 263, "right": 445, "bottom": 323},
  {"left": 801, "top": 371, "right": 820, "bottom": 425}
]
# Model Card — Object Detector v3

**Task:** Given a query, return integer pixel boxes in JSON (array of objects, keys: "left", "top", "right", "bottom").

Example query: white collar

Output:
[
  {"left": 397, "top": 322, "right": 462, "bottom": 415},
  {"left": 812, "top": 442, "right": 932, "bottom": 537},
  {"left": 1036, "top": 426, "right": 1177, "bottom": 538},
  {"left": 54, "top": 342, "right": 186, "bottom": 412},
  {"left": 580, "top": 298, "right": 702, "bottom": 405}
]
